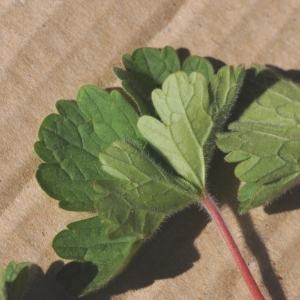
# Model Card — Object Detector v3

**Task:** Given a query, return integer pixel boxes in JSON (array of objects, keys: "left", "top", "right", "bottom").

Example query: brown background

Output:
[{"left": 1, "top": 0, "right": 300, "bottom": 299}]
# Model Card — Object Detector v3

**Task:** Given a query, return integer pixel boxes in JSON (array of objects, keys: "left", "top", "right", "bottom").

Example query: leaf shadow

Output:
[
  {"left": 266, "top": 64, "right": 300, "bottom": 84},
  {"left": 176, "top": 47, "right": 190, "bottom": 63},
  {"left": 264, "top": 184, "right": 300, "bottom": 214},
  {"left": 23, "top": 261, "right": 76, "bottom": 300},
  {"left": 83, "top": 205, "right": 208, "bottom": 299},
  {"left": 209, "top": 150, "right": 287, "bottom": 300},
  {"left": 22, "top": 207, "right": 207, "bottom": 300}
]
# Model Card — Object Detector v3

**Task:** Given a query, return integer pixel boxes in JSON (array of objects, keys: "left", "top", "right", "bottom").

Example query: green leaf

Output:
[
  {"left": 35, "top": 85, "right": 143, "bottom": 211},
  {"left": 182, "top": 55, "right": 214, "bottom": 80},
  {"left": 115, "top": 47, "right": 216, "bottom": 115},
  {"left": 138, "top": 66, "right": 245, "bottom": 190},
  {"left": 115, "top": 46, "right": 181, "bottom": 114},
  {"left": 53, "top": 217, "right": 142, "bottom": 296},
  {"left": 53, "top": 141, "right": 197, "bottom": 296},
  {"left": 0, "top": 262, "right": 37, "bottom": 300},
  {"left": 98, "top": 141, "right": 197, "bottom": 224},
  {"left": 217, "top": 66, "right": 300, "bottom": 213}
]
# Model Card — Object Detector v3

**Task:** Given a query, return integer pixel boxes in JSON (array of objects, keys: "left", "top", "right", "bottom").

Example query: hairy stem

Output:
[{"left": 201, "top": 193, "right": 265, "bottom": 300}]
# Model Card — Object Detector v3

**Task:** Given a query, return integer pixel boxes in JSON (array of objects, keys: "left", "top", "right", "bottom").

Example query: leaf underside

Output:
[
  {"left": 217, "top": 66, "right": 300, "bottom": 213},
  {"left": 138, "top": 66, "right": 245, "bottom": 190}
]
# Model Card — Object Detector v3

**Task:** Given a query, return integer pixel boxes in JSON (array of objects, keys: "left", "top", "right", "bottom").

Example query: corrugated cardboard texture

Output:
[{"left": 1, "top": 1, "right": 299, "bottom": 299}]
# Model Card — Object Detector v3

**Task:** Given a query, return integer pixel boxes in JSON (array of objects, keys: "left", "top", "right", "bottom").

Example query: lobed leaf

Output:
[
  {"left": 53, "top": 141, "right": 197, "bottom": 296},
  {"left": 35, "top": 83, "right": 198, "bottom": 295},
  {"left": 138, "top": 66, "right": 245, "bottom": 190},
  {"left": 35, "top": 86, "right": 143, "bottom": 211},
  {"left": 114, "top": 46, "right": 180, "bottom": 114},
  {"left": 115, "top": 46, "right": 216, "bottom": 115},
  {"left": 182, "top": 55, "right": 214, "bottom": 80},
  {"left": 98, "top": 141, "right": 197, "bottom": 223},
  {"left": 53, "top": 217, "right": 141, "bottom": 296},
  {"left": 217, "top": 66, "right": 300, "bottom": 213}
]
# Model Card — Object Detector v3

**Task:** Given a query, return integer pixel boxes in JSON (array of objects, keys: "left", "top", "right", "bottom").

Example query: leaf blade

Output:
[
  {"left": 182, "top": 55, "right": 214, "bottom": 80},
  {"left": 217, "top": 66, "right": 300, "bottom": 212},
  {"left": 35, "top": 86, "right": 143, "bottom": 211},
  {"left": 98, "top": 140, "right": 197, "bottom": 217},
  {"left": 115, "top": 46, "right": 181, "bottom": 114},
  {"left": 138, "top": 67, "right": 245, "bottom": 190},
  {"left": 53, "top": 217, "right": 142, "bottom": 296},
  {"left": 54, "top": 141, "right": 197, "bottom": 295}
]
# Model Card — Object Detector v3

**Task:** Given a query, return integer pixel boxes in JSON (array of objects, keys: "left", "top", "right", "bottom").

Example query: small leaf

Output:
[
  {"left": 182, "top": 55, "right": 214, "bottom": 80},
  {"left": 138, "top": 67, "right": 245, "bottom": 190},
  {"left": 115, "top": 46, "right": 181, "bottom": 114},
  {"left": 217, "top": 66, "right": 300, "bottom": 213},
  {"left": 53, "top": 217, "right": 141, "bottom": 296},
  {"left": 35, "top": 86, "right": 143, "bottom": 211}
]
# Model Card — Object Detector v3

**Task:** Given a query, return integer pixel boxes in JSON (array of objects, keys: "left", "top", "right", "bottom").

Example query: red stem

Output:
[{"left": 201, "top": 193, "right": 265, "bottom": 300}]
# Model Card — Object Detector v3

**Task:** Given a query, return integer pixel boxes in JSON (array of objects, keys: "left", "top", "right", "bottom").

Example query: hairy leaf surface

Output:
[
  {"left": 217, "top": 67, "right": 300, "bottom": 213},
  {"left": 98, "top": 141, "right": 197, "bottom": 223}
]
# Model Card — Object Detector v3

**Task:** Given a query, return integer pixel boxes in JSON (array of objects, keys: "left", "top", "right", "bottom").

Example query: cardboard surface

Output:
[{"left": 1, "top": 0, "right": 299, "bottom": 299}]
